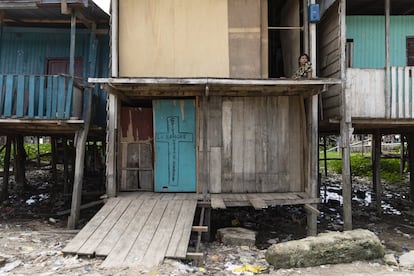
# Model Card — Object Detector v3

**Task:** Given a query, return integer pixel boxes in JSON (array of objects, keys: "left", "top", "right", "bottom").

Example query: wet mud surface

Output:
[{"left": 1, "top": 170, "right": 414, "bottom": 274}]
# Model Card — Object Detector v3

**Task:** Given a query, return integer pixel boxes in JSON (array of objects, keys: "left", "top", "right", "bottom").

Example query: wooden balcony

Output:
[
  {"left": 0, "top": 74, "right": 84, "bottom": 120},
  {"left": 347, "top": 67, "right": 414, "bottom": 120}
]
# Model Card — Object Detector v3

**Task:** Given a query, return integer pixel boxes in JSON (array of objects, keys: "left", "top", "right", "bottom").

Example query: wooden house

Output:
[
  {"left": 0, "top": 0, "right": 109, "bottom": 228},
  {"left": 318, "top": 0, "right": 414, "bottom": 229},
  {"left": 90, "top": 0, "right": 342, "bottom": 231},
  {"left": 68, "top": 0, "right": 339, "bottom": 267}
]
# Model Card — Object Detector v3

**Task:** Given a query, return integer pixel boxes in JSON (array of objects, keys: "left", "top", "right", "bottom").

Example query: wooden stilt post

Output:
[
  {"left": 15, "top": 135, "right": 26, "bottom": 190},
  {"left": 67, "top": 17, "right": 95, "bottom": 228},
  {"left": 407, "top": 134, "right": 414, "bottom": 202},
  {"left": 400, "top": 135, "right": 405, "bottom": 175},
  {"left": 37, "top": 136, "right": 41, "bottom": 168},
  {"left": 51, "top": 136, "right": 58, "bottom": 184},
  {"left": 306, "top": 95, "right": 318, "bottom": 236},
  {"left": 323, "top": 136, "right": 328, "bottom": 177},
  {"left": 1, "top": 136, "right": 11, "bottom": 202},
  {"left": 373, "top": 131, "right": 382, "bottom": 215},
  {"left": 371, "top": 134, "right": 377, "bottom": 196},
  {"left": 63, "top": 137, "right": 69, "bottom": 194}
]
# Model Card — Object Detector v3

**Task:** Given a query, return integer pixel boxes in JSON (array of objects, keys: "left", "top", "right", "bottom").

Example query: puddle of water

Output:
[{"left": 320, "top": 184, "right": 401, "bottom": 216}]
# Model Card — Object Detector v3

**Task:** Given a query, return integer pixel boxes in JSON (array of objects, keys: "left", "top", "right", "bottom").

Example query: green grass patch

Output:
[
  {"left": 320, "top": 151, "right": 404, "bottom": 183},
  {"left": 0, "top": 143, "right": 52, "bottom": 167}
]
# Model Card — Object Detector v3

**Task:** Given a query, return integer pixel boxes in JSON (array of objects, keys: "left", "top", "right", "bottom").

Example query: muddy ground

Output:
[{"left": 1, "top": 169, "right": 414, "bottom": 275}]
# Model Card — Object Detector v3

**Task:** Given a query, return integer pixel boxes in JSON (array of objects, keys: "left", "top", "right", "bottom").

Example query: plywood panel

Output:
[
  {"left": 228, "top": 0, "right": 261, "bottom": 78},
  {"left": 119, "top": 0, "right": 229, "bottom": 77}
]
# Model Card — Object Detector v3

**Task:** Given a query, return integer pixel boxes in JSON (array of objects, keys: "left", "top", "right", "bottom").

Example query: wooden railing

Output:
[
  {"left": 391, "top": 66, "right": 414, "bottom": 119},
  {"left": 0, "top": 74, "right": 81, "bottom": 119},
  {"left": 346, "top": 67, "right": 414, "bottom": 119}
]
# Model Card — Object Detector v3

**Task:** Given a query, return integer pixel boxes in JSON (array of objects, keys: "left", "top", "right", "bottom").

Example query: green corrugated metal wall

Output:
[{"left": 347, "top": 16, "right": 414, "bottom": 68}]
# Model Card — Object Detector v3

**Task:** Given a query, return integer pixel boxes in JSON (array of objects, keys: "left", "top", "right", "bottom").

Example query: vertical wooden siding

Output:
[
  {"left": 199, "top": 96, "right": 305, "bottom": 193},
  {"left": 318, "top": 2, "right": 342, "bottom": 119}
]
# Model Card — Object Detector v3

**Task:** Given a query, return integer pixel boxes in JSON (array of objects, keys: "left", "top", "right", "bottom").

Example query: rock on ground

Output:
[
  {"left": 265, "top": 229, "right": 384, "bottom": 269},
  {"left": 398, "top": 251, "right": 414, "bottom": 268},
  {"left": 216, "top": 227, "right": 256, "bottom": 247}
]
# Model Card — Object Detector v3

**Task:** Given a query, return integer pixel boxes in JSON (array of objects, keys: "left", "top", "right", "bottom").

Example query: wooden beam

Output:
[
  {"left": 67, "top": 87, "right": 93, "bottom": 229},
  {"left": 304, "top": 203, "right": 320, "bottom": 216},
  {"left": 408, "top": 134, "right": 414, "bottom": 202},
  {"left": 106, "top": 94, "right": 118, "bottom": 197},
  {"left": 373, "top": 131, "right": 382, "bottom": 215},
  {"left": 57, "top": 199, "right": 105, "bottom": 216},
  {"left": 192, "top": 226, "right": 208, "bottom": 233},
  {"left": 0, "top": 136, "right": 11, "bottom": 202},
  {"left": 61, "top": 0, "right": 71, "bottom": 15},
  {"left": 186, "top": 252, "right": 204, "bottom": 259},
  {"left": 340, "top": 0, "right": 352, "bottom": 232}
]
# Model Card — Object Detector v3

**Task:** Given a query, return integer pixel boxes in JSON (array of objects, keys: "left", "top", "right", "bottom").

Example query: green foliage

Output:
[
  {"left": 0, "top": 143, "right": 51, "bottom": 168},
  {"left": 322, "top": 152, "right": 404, "bottom": 183},
  {"left": 24, "top": 143, "right": 51, "bottom": 160}
]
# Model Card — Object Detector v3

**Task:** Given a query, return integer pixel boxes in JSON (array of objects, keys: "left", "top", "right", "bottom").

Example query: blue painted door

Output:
[{"left": 153, "top": 99, "right": 196, "bottom": 192}]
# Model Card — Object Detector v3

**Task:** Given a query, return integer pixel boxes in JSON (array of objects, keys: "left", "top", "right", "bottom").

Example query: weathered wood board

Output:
[{"left": 199, "top": 95, "right": 306, "bottom": 194}]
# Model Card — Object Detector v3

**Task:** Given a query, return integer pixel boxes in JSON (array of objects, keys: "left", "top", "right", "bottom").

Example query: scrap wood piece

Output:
[
  {"left": 56, "top": 199, "right": 106, "bottom": 216},
  {"left": 247, "top": 195, "right": 267, "bottom": 210},
  {"left": 211, "top": 196, "right": 226, "bottom": 209}
]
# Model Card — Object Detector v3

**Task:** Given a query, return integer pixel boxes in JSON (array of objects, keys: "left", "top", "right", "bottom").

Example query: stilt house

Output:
[
  {"left": 0, "top": 0, "right": 109, "bottom": 228},
  {"left": 95, "top": 0, "right": 343, "bottom": 230},
  {"left": 63, "top": 0, "right": 341, "bottom": 267},
  {"left": 318, "top": 0, "right": 414, "bottom": 229},
  {"left": 89, "top": 0, "right": 342, "bottom": 234}
]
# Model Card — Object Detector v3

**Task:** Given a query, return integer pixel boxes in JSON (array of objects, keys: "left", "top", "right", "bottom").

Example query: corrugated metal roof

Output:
[{"left": 0, "top": 0, "right": 109, "bottom": 29}]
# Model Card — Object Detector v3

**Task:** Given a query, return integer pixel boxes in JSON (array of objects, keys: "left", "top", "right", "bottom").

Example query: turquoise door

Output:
[{"left": 153, "top": 99, "right": 196, "bottom": 192}]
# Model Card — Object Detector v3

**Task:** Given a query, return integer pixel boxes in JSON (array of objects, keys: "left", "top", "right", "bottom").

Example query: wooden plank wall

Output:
[
  {"left": 318, "top": 2, "right": 342, "bottom": 119},
  {"left": 199, "top": 96, "right": 306, "bottom": 194},
  {"left": 347, "top": 68, "right": 385, "bottom": 118}
]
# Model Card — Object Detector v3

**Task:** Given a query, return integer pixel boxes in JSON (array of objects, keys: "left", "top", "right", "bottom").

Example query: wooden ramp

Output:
[{"left": 62, "top": 193, "right": 199, "bottom": 268}]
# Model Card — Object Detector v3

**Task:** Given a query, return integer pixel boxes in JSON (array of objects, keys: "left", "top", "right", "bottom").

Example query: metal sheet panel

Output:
[{"left": 347, "top": 16, "right": 414, "bottom": 68}]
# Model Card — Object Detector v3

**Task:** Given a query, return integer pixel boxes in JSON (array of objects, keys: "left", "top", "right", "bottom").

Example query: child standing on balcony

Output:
[{"left": 292, "top": 53, "right": 312, "bottom": 79}]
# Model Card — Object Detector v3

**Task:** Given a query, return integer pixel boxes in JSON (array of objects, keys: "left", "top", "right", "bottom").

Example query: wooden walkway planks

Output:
[
  {"left": 63, "top": 193, "right": 198, "bottom": 268},
  {"left": 210, "top": 192, "right": 320, "bottom": 209},
  {"left": 62, "top": 197, "right": 121, "bottom": 254},
  {"left": 165, "top": 200, "right": 198, "bottom": 258}
]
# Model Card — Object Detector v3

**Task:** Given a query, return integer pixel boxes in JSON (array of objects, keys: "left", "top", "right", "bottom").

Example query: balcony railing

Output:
[
  {"left": 0, "top": 74, "right": 83, "bottom": 120},
  {"left": 391, "top": 66, "right": 414, "bottom": 119},
  {"left": 346, "top": 67, "right": 414, "bottom": 119}
]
